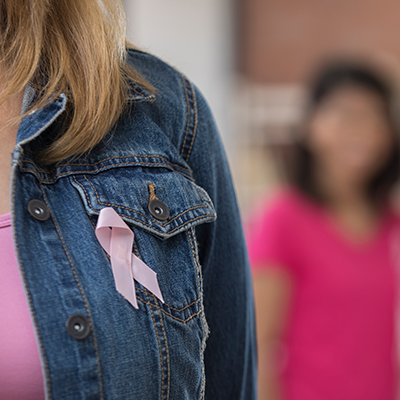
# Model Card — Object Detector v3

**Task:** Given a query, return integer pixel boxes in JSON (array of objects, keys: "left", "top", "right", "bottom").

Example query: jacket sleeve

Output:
[{"left": 184, "top": 84, "right": 257, "bottom": 399}]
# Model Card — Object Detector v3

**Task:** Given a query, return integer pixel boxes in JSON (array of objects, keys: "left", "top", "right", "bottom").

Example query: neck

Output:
[
  {"left": 0, "top": 70, "right": 24, "bottom": 141},
  {"left": 312, "top": 166, "right": 374, "bottom": 212},
  {"left": 311, "top": 166, "right": 384, "bottom": 239},
  {"left": 0, "top": 71, "right": 25, "bottom": 215}
]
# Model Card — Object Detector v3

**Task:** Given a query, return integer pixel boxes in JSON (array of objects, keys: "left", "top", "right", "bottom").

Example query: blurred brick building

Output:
[{"left": 234, "top": 0, "right": 400, "bottom": 217}]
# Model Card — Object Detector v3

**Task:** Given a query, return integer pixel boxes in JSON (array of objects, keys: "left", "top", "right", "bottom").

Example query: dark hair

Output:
[{"left": 291, "top": 61, "right": 400, "bottom": 205}]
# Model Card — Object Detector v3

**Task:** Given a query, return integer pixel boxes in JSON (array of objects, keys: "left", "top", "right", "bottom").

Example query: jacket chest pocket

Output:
[{"left": 69, "top": 166, "right": 216, "bottom": 319}]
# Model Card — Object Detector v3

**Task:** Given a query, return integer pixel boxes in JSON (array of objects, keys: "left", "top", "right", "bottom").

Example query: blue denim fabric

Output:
[{"left": 11, "top": 49, "right": 257, "bottom": 399}]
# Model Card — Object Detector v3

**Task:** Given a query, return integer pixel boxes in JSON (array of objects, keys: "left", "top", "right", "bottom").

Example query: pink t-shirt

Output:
[
  {"left": 0, "top": 213, "right": 45, "bottom": 399},
  {"left": 247, "top": 188, "right": 399, "bottom": 400}
]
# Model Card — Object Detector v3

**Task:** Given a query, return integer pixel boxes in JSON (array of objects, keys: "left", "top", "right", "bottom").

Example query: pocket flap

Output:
[{"left": 70, "top": 167, "right": 216, "bottom": 240}]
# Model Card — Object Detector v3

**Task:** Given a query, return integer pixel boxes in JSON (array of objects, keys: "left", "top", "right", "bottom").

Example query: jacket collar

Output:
[
  {"left": 16, "top": 90, "right": 67, "bottom": 147},
  {"left": 16, "top": 77, "right": 154, "bottom": 146},
  {"left": 126, "top": 79, "right": 155, "bottom": 102}
]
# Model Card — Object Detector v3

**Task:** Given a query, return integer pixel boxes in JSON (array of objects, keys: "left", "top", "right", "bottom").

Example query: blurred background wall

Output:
[
  {"left": 121, "top": 0, "right": 237, "bottom": 152},
  {"left": 122, "top": 0, "right": 400, "bottom": 220}
]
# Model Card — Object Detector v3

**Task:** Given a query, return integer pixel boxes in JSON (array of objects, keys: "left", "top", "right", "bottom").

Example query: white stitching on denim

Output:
[
  {"left": 188, "top": 228, "right": 208, "bottom": 400},
  {"left": 39, "top": 183, "right": 104, "bottom": 399},
  {"left": 22, "top": 154, "right": 193, "bottom": 175},
  {"left": 158, "top": 313, "right": 170, "bottom": 400},
  {"left": 185, "top": 81, "right": 198, "bottom": 163},
  {"left": 21, "top": 160, "right": 193, "bottom": 183},
  {"left": 136, "top": 295, "right": 204, "bottom": 323},
  {"left": 180, "top": 75, "right": 191, "bottom": 158},
  {"left": 145, "top": 290, "right": 165, "bottom": 400}
]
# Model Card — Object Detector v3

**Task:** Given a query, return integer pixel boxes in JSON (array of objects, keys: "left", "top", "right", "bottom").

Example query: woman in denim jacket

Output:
[{"left": 0, "top": 1, "right": 256, "bottom": 399}]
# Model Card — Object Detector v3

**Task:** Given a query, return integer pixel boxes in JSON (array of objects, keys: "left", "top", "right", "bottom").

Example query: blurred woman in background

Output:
[{"left": 247, "top": 62, "right": 400, "bottom": 400}]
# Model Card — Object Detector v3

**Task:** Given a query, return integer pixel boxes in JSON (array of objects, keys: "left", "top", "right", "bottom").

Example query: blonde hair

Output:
[{"left": 0, "top": 0, "right": 153, "bottom": 164}]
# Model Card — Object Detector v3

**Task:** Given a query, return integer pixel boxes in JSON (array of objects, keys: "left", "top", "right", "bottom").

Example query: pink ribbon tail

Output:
[
  {"left": 95, "top": 207, "right": 164, "bottom": 309},
  {"left": 132, "top": 256, "right": 164, "bottom": 303}
]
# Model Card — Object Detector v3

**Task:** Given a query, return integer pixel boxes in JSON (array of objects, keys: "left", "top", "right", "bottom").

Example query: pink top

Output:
[
  {"left": 247, "top": 188, "right": 399, "bottom": 400},
  {"left": 0, "top": 213, "right": 45, "bottom": 399}
]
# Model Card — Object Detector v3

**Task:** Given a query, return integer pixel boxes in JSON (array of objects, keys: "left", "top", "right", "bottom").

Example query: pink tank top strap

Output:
[{"left": 0, "top": 212, "right": 45, "bottom": 399}]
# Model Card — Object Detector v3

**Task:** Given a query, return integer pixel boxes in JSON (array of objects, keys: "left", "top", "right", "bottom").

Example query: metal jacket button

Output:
[
  {"left": 27, "top": 199, "right": 50, "bottom": 221},
  {"left": 149, "top": 199, "right": 170, "bottom": 221},
  {"left": 66, "top": 314, "right": 90, "bottom": 340}
]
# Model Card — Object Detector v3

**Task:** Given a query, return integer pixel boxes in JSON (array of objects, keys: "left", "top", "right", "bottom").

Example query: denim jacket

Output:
[{"left": 11, "top": 49, "right": 257, "bottom": 400}]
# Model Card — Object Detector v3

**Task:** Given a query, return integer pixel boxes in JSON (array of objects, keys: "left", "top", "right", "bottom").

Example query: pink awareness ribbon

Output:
[{"left": 95, "top": 207, "right": 164, "bottom": 309}]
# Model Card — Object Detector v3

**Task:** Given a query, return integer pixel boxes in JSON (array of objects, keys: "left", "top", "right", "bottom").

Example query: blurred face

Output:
[{"left": 306, "top": 85, "right": 395, "bottom": 188}]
